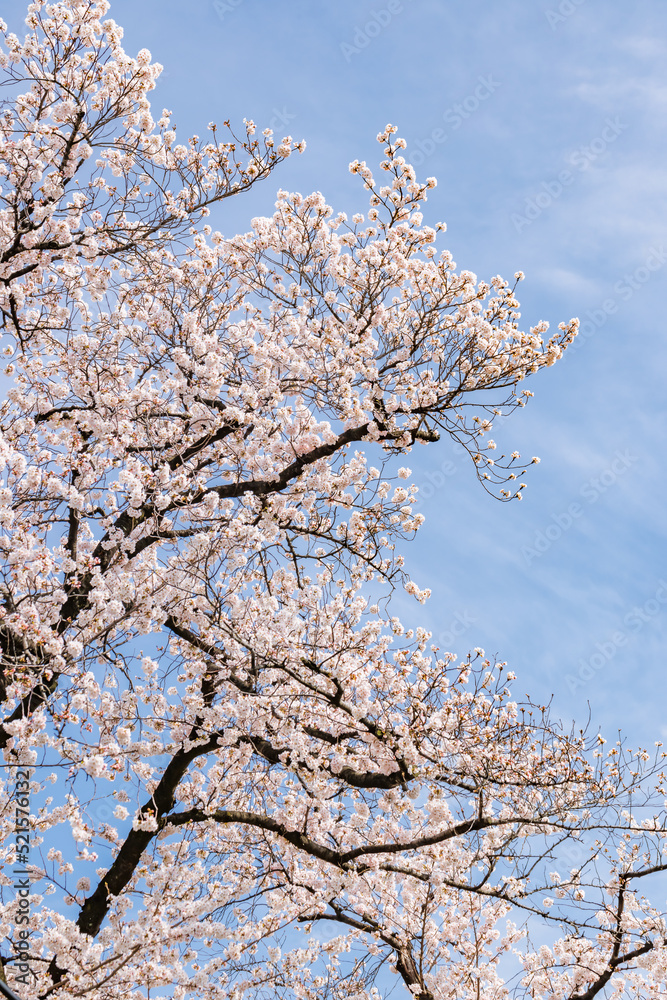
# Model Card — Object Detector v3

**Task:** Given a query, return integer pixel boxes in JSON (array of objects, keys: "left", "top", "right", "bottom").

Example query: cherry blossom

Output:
[{"left": 0, "top": 5, "right": 665, "bottom": 1000}]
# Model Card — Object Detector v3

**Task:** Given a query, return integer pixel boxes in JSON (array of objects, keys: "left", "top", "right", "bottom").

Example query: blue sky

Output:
[{"left": 5, "top": 0, "right": 667, "bottom": 745}]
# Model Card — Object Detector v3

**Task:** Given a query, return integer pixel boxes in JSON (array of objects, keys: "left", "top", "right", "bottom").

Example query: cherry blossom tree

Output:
[{"left": 0, "top": 4, "right": 666, "bottom": 1000}]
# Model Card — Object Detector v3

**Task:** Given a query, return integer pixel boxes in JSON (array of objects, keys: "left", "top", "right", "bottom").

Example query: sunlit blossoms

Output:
[{"left": 0, "top": 4, "right": 665, "bottom": 1000}]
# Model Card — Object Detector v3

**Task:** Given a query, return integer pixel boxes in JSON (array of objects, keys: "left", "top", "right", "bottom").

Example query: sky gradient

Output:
[{"left": 4, "top": 0, "right": 666, "bottom": 747}]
